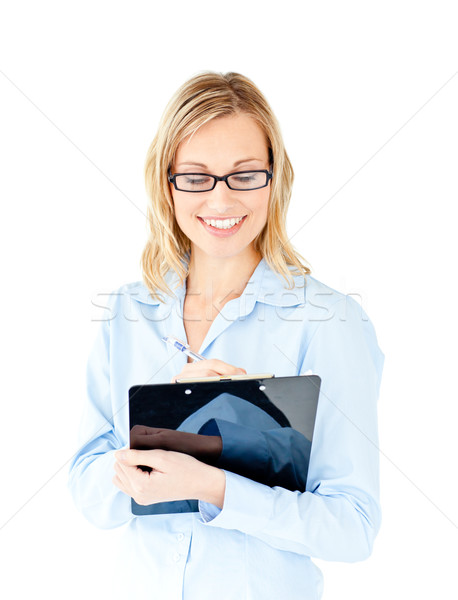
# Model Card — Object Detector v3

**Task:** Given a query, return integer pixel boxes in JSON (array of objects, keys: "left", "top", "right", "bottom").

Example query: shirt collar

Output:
[
  {"left": 256, "top": 258, "right": 306, "bottom": 307},
  {"left": 128, "top": 257, "right": 305, "bottom": 309}
]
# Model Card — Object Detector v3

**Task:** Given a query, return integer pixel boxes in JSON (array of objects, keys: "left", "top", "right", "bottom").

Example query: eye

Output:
[
  {"left": 233, "top": 174, "right": 256, "bottom": 183},
  {"left": 185, "top": 175, "right": 212, "bottom": 185},
  {"left": 228, "top": 171, "right": 264, "bottom": 188}
]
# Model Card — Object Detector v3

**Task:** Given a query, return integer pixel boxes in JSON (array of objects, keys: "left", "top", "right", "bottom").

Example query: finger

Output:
[
  {"left": 174, "top": 369, "right": 223, "bottom": 381},
  {"left": 185, "top": 359, "right": 247, "bottom": 376},
  {"left": 114, "top": 459, "right": 135, "bottom": 481},
  {"left": 172, "top": 359, "right": 246, "bottom": 383},
  {"left": 114, "top": 461, "right": 150, "bottom": 499},
  {"left": 202, "top": 359, "right": 247, "bottom": 374},
  {"left": 112, "top": 473, "right": 123, "bottom": 490},
  {"left": 112, "top": 471, "right": 131, "bottom": 496},
  {"left": 172, "top": 365, "right": 245, "bottom": 382},
  {"left": 115, "top": 459, "right": 152, "bottom": 489},
  {"left": 115, "top": 448, "right": 167, "bottom": 470}
]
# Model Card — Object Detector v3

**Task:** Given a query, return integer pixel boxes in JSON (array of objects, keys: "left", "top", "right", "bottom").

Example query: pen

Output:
[{"left": 161, "top": 335, "right": 205, "bottom": 363}]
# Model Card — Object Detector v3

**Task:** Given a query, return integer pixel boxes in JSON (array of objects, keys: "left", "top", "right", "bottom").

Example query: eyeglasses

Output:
[{"left": 168, "top": 169, "right": 273, "bottom": 192}]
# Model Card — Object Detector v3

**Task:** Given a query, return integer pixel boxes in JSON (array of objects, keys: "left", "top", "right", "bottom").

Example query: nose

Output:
[{"left": 205, "top": 180, "right": 236, "bottom": 213}]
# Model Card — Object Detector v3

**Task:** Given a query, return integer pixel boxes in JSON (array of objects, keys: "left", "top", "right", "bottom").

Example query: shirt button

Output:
[
  {"left": 172, "top": 552, "right": 180, "bottom": 562},
  {"left": 176, "top": 533, "right": 184, "bottom": 541}
]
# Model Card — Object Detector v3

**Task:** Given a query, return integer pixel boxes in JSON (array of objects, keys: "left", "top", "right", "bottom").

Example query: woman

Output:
[{"left": 68, "top": 71, "right": 385, "bottom": 599}]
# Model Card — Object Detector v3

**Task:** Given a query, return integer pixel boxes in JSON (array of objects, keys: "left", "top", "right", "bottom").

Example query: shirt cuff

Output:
[
  {"left": 199, "top": 470, "right": 276, "bottom": 533},
  {"left": 198, "top": 500, "right": 222, "bottom": 522}
]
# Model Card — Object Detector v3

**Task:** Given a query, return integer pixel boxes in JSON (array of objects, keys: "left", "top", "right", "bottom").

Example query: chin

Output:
[{"left": 194, "top": 241, "right": 259, "bottom": 261}]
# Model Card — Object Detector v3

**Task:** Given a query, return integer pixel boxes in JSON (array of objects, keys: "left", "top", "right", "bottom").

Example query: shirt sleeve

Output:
[
  {"left": 67, "top": 299, "right": 132, "bottom": 529},
  {"left": 198, "top": 296, "right": 385, "bottom": 563}
]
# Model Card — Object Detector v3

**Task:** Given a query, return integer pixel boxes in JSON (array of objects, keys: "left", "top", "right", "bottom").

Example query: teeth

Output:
[{"left": 202, "top": 216, "right": 244, "bottom": 229}]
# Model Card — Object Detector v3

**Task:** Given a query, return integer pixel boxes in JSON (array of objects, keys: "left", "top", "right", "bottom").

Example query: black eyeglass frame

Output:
[{"left": 167, "top": 169, "right": 273, "bottom": 192}]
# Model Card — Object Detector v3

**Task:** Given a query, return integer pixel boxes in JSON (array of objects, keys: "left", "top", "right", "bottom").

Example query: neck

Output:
[{"left": 186, "top": 247, "right": 262, "bottom": 305}]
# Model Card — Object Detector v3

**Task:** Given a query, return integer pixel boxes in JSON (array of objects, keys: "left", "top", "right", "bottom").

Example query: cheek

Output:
[
  {"left": 171, "top": 197, "right": 201, "bottom": 239},
  {"left": 255, "top": 192, "right": 270, "bottom": 222},
  {"left": 171, "top": 196, "right": 188, "bottom": 224}
]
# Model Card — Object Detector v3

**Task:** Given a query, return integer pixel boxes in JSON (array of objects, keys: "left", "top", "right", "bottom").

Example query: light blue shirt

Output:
[{"left": 67, "top": 257, "right": 384, "bottom": 600}]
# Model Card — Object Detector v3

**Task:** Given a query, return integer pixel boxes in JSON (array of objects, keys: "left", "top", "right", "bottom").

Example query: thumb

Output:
[
  {"left": 115, "top": 448, "right": 165, "bottom": 468},
  {"left": 115, "top": 448, "right": 146, "bottom": 466}
]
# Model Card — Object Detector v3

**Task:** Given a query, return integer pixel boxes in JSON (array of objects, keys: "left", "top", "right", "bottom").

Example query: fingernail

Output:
[{"left": 116, "top": 450, "right": 127, "bottom": 461}]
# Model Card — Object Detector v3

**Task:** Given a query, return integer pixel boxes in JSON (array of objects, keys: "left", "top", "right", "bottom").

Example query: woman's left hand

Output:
[{"left": 112, "top": 449, "right": 226, "bottom": 508}]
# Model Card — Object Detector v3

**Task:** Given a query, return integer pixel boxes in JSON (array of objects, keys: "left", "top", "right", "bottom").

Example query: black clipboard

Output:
[{"left": 128, "top": 374, "right": 321, "bottom": 516}]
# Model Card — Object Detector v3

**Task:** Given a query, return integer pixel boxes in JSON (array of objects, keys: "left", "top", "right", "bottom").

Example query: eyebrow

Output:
[{"left": 176, "top": 158, "right": 264, "bottom": 169}]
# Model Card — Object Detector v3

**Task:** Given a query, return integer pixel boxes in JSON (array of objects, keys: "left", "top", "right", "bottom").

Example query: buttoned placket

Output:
[
  {"left": 172, "top": 530, "right": 189, "bottom": 561},
  {"left": 169, "top": 529, "right": 191, "bottom": 594}
]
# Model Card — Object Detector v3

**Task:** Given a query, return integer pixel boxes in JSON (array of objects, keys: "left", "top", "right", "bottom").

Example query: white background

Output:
[{"left": 1, "top": 1, "right": 457, "bottom": 598}]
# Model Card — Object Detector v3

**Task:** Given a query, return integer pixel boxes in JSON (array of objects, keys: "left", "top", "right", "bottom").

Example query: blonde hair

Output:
[{"left": 141, "top": 70, "right": 311, "bottom": 302}]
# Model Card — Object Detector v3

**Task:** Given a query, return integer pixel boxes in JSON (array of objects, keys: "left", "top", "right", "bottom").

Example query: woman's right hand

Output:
[{"left": 171, "top": 359, "right": 247, "bottom": 383}]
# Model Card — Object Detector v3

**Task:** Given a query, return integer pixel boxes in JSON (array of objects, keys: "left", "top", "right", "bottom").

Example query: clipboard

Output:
[{"left": 128, "top": 373, "right": 321, "bottom": 516}]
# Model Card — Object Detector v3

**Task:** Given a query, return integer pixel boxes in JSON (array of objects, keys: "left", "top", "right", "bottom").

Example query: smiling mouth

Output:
[{"left": 197, "top": 215, "right": 247, "bottom": 230}]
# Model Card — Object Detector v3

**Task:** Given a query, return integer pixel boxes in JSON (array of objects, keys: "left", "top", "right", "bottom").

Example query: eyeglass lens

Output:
[{"left": 175, "top": 171, "right": 268, "bottom": 191}]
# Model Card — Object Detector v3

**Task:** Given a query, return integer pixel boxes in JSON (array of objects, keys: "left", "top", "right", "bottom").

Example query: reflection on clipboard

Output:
[{"left": 128, "top": 374, "right": 321, "bottom": 516}]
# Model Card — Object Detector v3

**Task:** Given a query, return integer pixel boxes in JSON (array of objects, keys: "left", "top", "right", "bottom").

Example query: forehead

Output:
[{"left": 174, "top": 113, "right": 269, "bottom": 166}]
